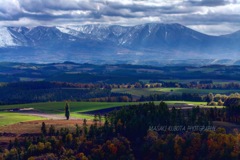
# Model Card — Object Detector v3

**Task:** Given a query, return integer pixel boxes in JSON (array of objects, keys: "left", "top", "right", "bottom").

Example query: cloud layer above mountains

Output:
[{"left": 0, "top": 0, "right": 240, "bottom": 35}]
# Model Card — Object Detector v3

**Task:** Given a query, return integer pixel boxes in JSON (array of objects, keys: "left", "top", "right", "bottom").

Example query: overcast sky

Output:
[{"left": 0, "top": 0, "right": 240, "bottom": 35}]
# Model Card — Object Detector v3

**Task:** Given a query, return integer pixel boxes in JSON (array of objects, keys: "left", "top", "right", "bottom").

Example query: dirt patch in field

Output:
[
  {"left": 21, "top": 113, "right": 67, "bottom": 119},
  {"left": 1, "top": 108, "right": 39, "bottom": 112},
  {"left": 0, "top": 119, "right": 93, "bottom": 148},
  {"left": 6, "top": 109, "right": 85, "bottom": 120}
]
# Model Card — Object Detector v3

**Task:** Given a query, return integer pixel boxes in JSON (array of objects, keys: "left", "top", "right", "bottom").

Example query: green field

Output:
[
  {"left": 165, "top": 101, "right": 224, "bottom": 109},
  {"left": 141, "top": 79, "right": 240, "bottom": 84},
  {"left": 0, "top": 112, "right": 46, "bottom": 126},
  {"left": 165, "top": 101, "right": 205, "bottom": 105},
  {"left": 0, "top": 102, "right": 138, "bottom": 126},
  {"left": 0, "top": 101, "right": 210, "bottom": 114},
  {"left": 0, "top": 102, "right": 139, "bottom": 113},
  {"left": 0, "top": 101, "right": 224, "bottom": 126},
  {"left": 112, "top": 88, "right": 240, "bottom": 97}
]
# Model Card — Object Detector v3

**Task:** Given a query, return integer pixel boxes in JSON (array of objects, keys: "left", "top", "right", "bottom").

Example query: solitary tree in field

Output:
[{"left": 65, "top": 103, "right": 70, "bottom": 120}]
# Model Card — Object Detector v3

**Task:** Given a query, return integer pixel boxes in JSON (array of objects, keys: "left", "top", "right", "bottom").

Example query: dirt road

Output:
[{"left": 21, "top": 112, "right": 80, "bottom": 120}]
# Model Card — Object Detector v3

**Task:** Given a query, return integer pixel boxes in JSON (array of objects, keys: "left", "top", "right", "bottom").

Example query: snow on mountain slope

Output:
[
  {"left": 0, "top": 27, "right": 19, "bottom": 47},
  {"left": 57, "top": 25, "right": 130, "bottom": 41},
  {"left": 0, "top": 23, "right": 239, "bottom": 64},
  {"left": 56, "top": 26, "right": 79, "bottom": 37}
]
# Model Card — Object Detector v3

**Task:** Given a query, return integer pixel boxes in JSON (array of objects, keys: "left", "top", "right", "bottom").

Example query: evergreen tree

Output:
[
  {"left": 65, "top": 103, "right": 70, "bottom": 120},
  {"left": 83, "top": 119, "right": 88, "bottom": 135},
  {"left": 49, "top": 125, "right": 55, "bottom": 136},
  {"left": 41, "top": 122, "right": 47, "bottom": 135},
  {"left": 75, "top": 124, "right": 81, "bottom": 137}
]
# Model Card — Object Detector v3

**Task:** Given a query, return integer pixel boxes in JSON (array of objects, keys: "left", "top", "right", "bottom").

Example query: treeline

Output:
[
  {"left": 139, "top": 93, "right": 203, "bottom": 102},
  {"left": 109, "top": 81, "right": 240, "bottom": 90},
  {"left": 5, "top": 81, "right": 110, "bottom": 89},
  {"left": 149, "top": 80, "right": 240, "bottom": 90},
  {"left": 0, "top": 82, "right": 131, "bottom": 105},
  {"left": 88, "top": 93, "right": 132, "bottom": 102},
  {"left": 139, "top": 92, "right": 240, "bottom": 105},
  {"left": 2, "top": 102, "right": 240, "bottom": 159}
]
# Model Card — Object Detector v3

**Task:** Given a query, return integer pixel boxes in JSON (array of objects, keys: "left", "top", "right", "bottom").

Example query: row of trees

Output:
[
  {"left": 139, "top": 93, "right": 203, "bottom": 102},
  {"left": 110, "top": 81, "right": 240, "bottom": 90},
  {"left": 0, "top": 81, "right": 239, "bottom": 105},
  {"left": 139, "top": 92, "right": 240, "bottom": 106},
  {"left": 3, "top": 80, "right": 240, "bottom": 91}
]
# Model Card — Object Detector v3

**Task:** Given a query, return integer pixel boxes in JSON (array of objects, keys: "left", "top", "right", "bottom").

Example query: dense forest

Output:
[{"left": 1, "top": 101, "right": 240, "bottom": 160}]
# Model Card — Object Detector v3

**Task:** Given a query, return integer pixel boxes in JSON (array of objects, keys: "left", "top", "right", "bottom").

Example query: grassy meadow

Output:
[
  {"left": 0, "top": 101, "right": 225, "bottom": 126},
  {"left": 0, "top": 102, "right": 138, "bottom": 126},
  {"left": 0, "top": 112, "right": 46, "bottom": 126},
  {"left": 0, "top": 102, "right": 138, "bottom": 113}
]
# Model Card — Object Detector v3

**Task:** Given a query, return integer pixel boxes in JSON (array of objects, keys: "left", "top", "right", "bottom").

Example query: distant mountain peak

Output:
[{"left": 0, "top": 23, "right": 239, "bottom": 63}]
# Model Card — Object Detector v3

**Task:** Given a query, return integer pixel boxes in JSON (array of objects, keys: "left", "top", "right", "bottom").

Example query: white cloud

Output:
[
  {"left": 189, "top": 24, "right": 240, "bottom": 35},
  {"left": 0, "top": 0, "right": 239, "bottom": 35},
  {"left": 0, "top": 18, "right": 43, "bottom": 27}
]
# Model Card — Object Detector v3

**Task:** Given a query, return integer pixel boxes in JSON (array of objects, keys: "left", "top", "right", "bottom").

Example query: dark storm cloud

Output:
[
  {"left": 19, "top": 0, "right": 95, "bottom": 12},
  {"left": 0, "top": 0, "right": 239, "bottom": 35}
]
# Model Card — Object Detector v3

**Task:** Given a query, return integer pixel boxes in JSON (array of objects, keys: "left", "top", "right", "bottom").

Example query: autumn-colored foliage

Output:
[{"left": 1, "top": 102, "right": 240, "bottom": 159}]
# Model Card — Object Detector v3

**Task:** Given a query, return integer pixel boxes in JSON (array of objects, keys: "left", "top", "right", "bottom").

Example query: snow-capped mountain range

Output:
[{"left": 0, "top": 23, "right": 239, "bottom": 64}]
